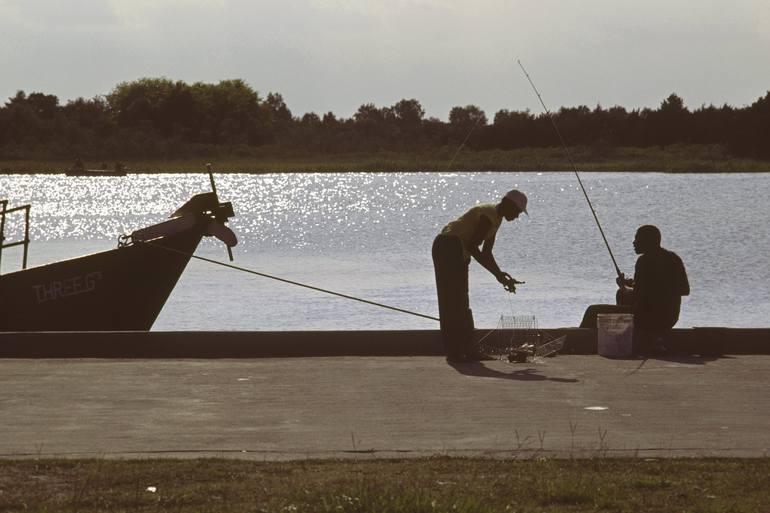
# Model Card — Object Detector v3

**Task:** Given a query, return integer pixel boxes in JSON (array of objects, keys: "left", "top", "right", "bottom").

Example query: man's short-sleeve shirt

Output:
[
  {"left": 633, "top": 247, "right": 690, "bottom": 328},
  {"left": 440, "top": 203, "right": 502, "bottom": 260}
]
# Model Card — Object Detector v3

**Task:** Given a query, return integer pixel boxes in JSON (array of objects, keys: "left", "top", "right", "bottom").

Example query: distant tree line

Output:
[{"left": 1, "top": 77, "right": 768, "bottom": 160}]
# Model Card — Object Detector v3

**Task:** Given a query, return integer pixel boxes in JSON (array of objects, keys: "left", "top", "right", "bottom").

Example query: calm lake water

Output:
[{"left": 1, "top": 172, "right": 768, "bottom": 329}]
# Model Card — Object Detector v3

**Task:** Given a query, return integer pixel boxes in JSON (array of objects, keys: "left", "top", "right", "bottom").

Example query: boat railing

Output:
[{"left": 0, "top": 199, "right": 31, "bottom": 274}]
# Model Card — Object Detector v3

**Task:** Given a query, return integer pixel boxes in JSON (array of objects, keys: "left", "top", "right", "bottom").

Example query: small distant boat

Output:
[
  {"left": 65, "top": 161, "right": 128, "bottom": 177},
  {"left": 0, "top": 175, "right": 236, "bottom": 331}
]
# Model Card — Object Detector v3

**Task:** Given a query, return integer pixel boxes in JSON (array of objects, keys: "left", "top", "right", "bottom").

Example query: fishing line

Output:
[
  {"left": 516, "top": 59, "right": 623, "bottom": 278},
  {"left": 472, "top": 290, "right": 517, "bottom": 348},
  {"left": 140, "top": 240, "right": 440, "bottom": 322},
  {"left": 506, "top": 293, "right": 517, "bottom": 346}
]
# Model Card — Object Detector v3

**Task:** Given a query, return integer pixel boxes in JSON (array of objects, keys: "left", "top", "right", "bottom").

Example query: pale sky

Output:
[{"left": 1, "top": 0, "right": 769, "bottom": 120}]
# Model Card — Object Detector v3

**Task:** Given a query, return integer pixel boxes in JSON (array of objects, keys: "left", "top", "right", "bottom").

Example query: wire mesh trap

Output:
[{"left": 477, "top": 314, "right": 566, "bottom": 363}]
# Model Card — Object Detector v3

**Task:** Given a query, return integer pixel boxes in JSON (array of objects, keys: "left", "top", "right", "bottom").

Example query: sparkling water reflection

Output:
[{"left": 1, "top": 172, "right": 768, "bottom": 330}]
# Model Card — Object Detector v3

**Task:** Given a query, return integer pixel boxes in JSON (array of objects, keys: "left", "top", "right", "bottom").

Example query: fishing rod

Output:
[
  {"left": 516, "top": 59, "right": 623, "bottom": 279},
  {"left": 445, "top": 114, "right": 483, "bottom": 171}
]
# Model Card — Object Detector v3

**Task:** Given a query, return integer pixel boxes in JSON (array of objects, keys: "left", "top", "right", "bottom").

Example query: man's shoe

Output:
[
  {"left": 464, "top": 349, "right": 495, "bottom": 361},
  {"left": 445, "top": 352, "right": 469, "bottom": 363}
]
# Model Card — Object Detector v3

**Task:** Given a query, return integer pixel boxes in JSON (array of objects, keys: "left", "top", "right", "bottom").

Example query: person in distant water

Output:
[
  {"left": 580, "top": 225, "right": 689, "bottom": 348},
  {"left": 433, "top": 190, "right": 528, "bottom": 362},
  {"left": 72, "top": 157, "right": 84, "bottom": 171}
]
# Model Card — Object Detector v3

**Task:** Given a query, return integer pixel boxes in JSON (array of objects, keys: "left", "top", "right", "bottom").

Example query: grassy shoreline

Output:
[
  {"left": 2, "top": 145, "right": 769, "bottom": 173},
  {"left": 1, "top": 457, "right": 767, "bottom": 512}
]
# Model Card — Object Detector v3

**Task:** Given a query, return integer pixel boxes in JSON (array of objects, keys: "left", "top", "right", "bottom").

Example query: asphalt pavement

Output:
[{"left": 1, "top": 355, "right": 768, "bottom": 459}]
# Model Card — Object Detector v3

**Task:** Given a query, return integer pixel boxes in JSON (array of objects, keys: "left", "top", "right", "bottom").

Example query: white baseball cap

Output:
[{"left": 504, "top": 189, "right": 528, "bottom": 215}]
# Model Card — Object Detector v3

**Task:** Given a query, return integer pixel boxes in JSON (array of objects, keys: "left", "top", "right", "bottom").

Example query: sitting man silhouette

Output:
[{"left": 580, "top": 225, "right": 689, "bottom": 351}]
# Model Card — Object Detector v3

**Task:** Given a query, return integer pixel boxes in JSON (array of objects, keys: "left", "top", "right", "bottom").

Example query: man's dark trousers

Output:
[{"left": 432, "top": 234, "right": 474, "bottom": 356}]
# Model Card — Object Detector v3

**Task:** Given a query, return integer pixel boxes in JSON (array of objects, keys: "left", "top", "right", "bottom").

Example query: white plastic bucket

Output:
[{"left": 597, "top": 313, "right": 634, "bottom": 357}]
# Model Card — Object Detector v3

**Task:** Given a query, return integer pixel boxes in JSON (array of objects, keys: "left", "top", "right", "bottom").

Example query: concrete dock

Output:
[
  {"left": 1, "top": 327, "right": 767, "bottom": 357},
  {"left": 1, "top": 354, "right": 768, "bottom": 459}
]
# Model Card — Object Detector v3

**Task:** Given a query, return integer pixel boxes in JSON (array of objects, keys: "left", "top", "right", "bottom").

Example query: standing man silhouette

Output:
[{"left": 433, "top": 190, "right": 528, "bottom": 361}]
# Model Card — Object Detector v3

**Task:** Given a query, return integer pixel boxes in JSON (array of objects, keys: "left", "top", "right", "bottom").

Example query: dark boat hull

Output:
[{"left": 0, "top": 229, "right": 203, "bottom": 331}]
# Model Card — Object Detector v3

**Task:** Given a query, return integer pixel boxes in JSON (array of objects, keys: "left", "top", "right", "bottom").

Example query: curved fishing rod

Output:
[
  {"left": 445, "top": 114, "right": 483, "bottom": 171},
  {"left": 141, "top": 240, "right": 440, "bottom": 322},
  {"left": 516, "top": 59, "right": 623, "bottom": 278}
]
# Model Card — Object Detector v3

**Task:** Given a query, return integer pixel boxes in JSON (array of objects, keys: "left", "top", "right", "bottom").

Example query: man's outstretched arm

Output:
[
  {"left": 469, "top": 238, "right": 503, "bottom": 279},
  {"left": 468, "top": 215, "right": 501, "bottom": 277},
  {"left": 468, "top": 216, "right": 522, "bottom": 292}
]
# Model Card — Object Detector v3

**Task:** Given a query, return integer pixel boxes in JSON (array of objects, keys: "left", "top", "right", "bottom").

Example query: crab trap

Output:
[{"left": 476, "top": 314, "right": 566, "bottom": 363}]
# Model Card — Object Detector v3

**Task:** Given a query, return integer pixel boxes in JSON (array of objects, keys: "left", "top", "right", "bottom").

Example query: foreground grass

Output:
[
  {"left": 0, "top": 457, "right": 768, "bottom": 512},
  {"left": 2, "top": 145, "right": 769, "bottom": 173}
]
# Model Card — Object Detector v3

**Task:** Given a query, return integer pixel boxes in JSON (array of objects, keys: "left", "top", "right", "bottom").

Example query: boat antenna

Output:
[
  {"left": 206, "top": 163, "right": 217, "bottom": 196},
  {"left": 205, "top": 163, "right": 234, "bottom": 262},
  {"left": 516, "top": 59, "right": 623, "bottom": 279}
]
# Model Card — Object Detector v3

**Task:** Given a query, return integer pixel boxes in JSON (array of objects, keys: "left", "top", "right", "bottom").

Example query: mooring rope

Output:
[{"left": 140, "top": 240, "right": 441, "bottom": 322}]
